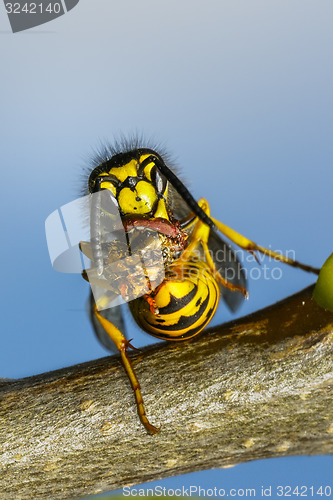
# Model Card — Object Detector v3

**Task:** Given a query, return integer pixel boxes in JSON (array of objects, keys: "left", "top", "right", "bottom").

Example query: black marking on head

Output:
[
  {"left": 126, "top": 177, "right": 138, "bottom": 190},
  {"left": 81, "top": 134, "right": 173, "bottom": 197}
]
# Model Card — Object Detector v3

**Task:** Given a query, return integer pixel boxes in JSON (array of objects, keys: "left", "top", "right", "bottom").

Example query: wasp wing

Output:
[
  {"left": 168, "top": 182, "right": 246, "bottom": 312},
  {"left": 88, "top": 292, "right": 127, "bottom": 353},
  {"left": 208, "top": 229, "right": 247, "bottom": 312}
]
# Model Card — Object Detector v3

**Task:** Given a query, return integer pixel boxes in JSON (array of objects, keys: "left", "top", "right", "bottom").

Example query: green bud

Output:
[{"left": 313, "top": 253, "right": 333, "bottom": 312}]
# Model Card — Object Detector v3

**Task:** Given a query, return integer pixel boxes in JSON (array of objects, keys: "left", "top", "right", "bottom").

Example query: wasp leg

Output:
[
  {"left": 209, "top": 215, "right": 320, "bottom": 275},
  {"left": 179, "top": 198, "right": 320, "bottom": 275},
  {"left": 201, "top": 239, "right": 248, "bottom": 297},
  {"left": 178, "top": 199, "right": 248, "bottom": 297},
  {"left": 93, "top": 302, "right": 159, "bottom": 435}
]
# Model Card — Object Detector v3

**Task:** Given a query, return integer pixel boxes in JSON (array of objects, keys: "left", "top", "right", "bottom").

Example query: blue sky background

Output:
[{"left": 0, "top": 0, "right": 332, "bottom": 498}]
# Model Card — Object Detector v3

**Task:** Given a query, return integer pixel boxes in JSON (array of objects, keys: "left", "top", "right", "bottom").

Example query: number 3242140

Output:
[
  {"left": 276, "top": 485, "right": 332, "bottom": 497},
  {"left": 5, "top": 3, "right": 62, "bottom": 14}
]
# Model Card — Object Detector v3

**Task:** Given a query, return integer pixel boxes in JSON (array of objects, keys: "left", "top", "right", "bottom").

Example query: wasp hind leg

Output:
[{"left": 93, "top": 302, "right": 159, "bottom": 435}]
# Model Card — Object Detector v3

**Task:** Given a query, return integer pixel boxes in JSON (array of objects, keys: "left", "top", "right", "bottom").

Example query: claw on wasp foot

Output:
[
  {"left": 249, "top": 250, "right": 261, "bottom": 265},
  {"left": 126, "top": 339, "right": 140, "bottom": 351}
]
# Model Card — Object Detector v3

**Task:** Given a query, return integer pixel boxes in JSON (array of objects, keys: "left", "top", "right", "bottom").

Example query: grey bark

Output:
[{"left": 0, "top": 285, "right": 332, "bottom": 500}]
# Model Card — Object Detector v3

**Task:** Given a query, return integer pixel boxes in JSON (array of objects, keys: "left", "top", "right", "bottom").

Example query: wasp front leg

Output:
[{"left": 93, "top": 302, "right": 159, "bottom": 435}]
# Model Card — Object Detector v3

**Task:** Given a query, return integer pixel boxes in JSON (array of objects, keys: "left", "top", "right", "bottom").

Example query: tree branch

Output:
[{"left": 1, "top": 285, "right": 333, "bottom": 500}]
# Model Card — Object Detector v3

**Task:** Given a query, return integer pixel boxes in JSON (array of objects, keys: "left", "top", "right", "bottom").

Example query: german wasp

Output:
[{"left": 80, "top": 140, "right": 320, "bottom": 434}]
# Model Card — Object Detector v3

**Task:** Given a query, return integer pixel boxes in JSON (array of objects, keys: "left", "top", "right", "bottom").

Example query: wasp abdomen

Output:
[{"left": 130, "top": 261, "right": 220, "bottom": 340}]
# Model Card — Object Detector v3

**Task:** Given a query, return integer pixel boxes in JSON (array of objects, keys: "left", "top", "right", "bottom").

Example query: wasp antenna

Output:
[{"left": 142, "top": 155, "right": 220, "bottom": 234}]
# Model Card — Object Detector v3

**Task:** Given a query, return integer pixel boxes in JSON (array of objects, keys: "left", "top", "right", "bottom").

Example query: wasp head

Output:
[{"left": 88, "top": 149, "right": 169, "bottom": 220}]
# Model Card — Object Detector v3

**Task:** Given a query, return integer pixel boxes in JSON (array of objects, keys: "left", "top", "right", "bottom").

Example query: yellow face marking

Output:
[
  {"left": 118, "top": 188, "right": 150, "bottom": 214},
  {"left": 109, "top": 159, "right": 138, "bottom": 183},
  {"left": 139, "top": 154, "right": 154, "bottom": 181},
  {"left": 135, "top": 181, "right": 157, "bottom": 207},
  {"left": 154, "top": 198, "right": 169, "bottom": 220},
  {"left": 117, "top": 180, "right": 158, "bottom": 215},
  {"left": 95, "top": 153, "right": 170, "bottom": 219},
  {"left": 100, "top": 181, "right": 117, "bottom": 196}
]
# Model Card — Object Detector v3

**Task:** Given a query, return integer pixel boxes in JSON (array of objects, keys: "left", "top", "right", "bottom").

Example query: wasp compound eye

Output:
[{"left": 150, "top": 165, "right": 167, "bottom": 196}]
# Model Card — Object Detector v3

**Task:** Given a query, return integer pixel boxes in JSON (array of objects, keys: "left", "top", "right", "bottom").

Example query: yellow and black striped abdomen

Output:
[{"left": 130, "top": 261, "right": 220, "bottom": 340}]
